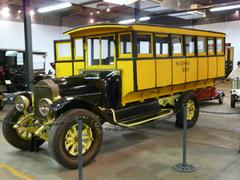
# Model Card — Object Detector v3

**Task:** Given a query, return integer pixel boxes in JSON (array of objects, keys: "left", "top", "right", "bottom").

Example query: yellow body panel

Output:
[
  {"left": 156, "top": 59, "right": 172, "bottom": 87},
  {"left": 208, "top": 57, "right": 217, "bottom": 78},
  {"left": 117, "top": 61, "right": 134, "bottom": 98},
  {"left": 217, "top": 56, "right": 225, "bottom": 77},
  {"left": 123, "top": 79, "right": 215, "bottom": 105},
  {"left": 74, "top": 62, "right": 84, "bottom": 75},
  {"left": 56, "top": 63, "right": 72, "bottom": 78},
  {"left": 137, "top": 60, "right": 156, "bottom": 90},
  {"left": 172, "top": 59, "right": 186, "bottom": 85},
  {"left": 186, "top": 58, "right": 197, "bottom": 82},
  {"left": 198, "top": 57, "right": 208, "bottom": 80}
]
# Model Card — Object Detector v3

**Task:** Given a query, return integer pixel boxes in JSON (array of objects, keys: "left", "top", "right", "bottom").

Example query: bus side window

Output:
[
  {"left": 185, "top": 36, "right": 195, "bottom": 56},
  {"left": 74, "top": 38, "right": 84, "bottom": 60},
  {"left": 119, "top": 33, "right": 132, "bottom": 58},
  {"left": 88, "top": 37, "right": 100, "bottom": 65},
  {"left": 137, "top": 33, "right": 153, "bottom": 57},
  {"left": 217, "top": 38, "right": 224, "bottom": 55},
  {"left": 208, "top": 37, "right": 215, "bottom": 55},
  {"left": 172, "top": 35, "right": 183, "bottom": 56},
  {"left": 197, "top": 37, "right": 207, "bottom": 56},
  {"left": 155, "top": 35, "right": 169, "bottom": 57}
]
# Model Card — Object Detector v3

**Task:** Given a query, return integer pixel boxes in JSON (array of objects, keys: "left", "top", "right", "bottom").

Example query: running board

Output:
[{"left": 110, "top": 109, "right": 174, "bottom": 127}]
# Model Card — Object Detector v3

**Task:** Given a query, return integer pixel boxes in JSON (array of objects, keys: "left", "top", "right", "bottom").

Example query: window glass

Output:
[
  {"left": 185, "top": 36, "right": 195, "bottom": 55},
  {"left": 88, "top": 37, "right": 100, "bottom": 65},
  {"left": 155, "top": 35, "right": 169, "bottom": 56},
  {"left": 197, "top": 37, "right": 206, "bottom": 54},
  {"left": 101, "top": 36, "right": 115, "bottom": 65},
  {"left": 217, "top": 38, "right": 224, "bottom": 53},
  {"left": 57, "top": 42, "right": 72, "bottom": 60},
  {"left": 208, "top": 38, "right": 215, "bottom": 54},
  {"left": 74, "top": 38, "right": 83, "bottom": 59},
  {"left": 120, "top": 34, "right": 132, "bottom": 55},
  {"left": 172, "top": 35, "right": 182, "bottom": 54},
  {"left": 137, "top": 33, "right": 152, "bottom": 54}
]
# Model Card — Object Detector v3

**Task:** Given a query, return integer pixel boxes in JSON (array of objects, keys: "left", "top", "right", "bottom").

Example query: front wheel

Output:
[
  {"left": 48, "top": 109, "right": 103, "bottom": 169},
  {"left": 175, "top": 91, "right": 199, "bottom": 128},
  {"left": 2, "top": 107, "right": 45, "bottom": 150}
]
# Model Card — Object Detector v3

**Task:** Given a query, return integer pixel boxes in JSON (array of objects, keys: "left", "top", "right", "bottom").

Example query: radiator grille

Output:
[{"left": 34, "top": 86, "right": 52, "bottom": 118}]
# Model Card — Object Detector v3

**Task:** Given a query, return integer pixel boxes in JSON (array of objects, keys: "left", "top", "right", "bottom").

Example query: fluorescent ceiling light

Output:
[
  {"left": 1, "top": 7, "right": 10, "bottom": 17},
  {"left": 38, "top": 2, "right": 72, "bottom": 13},
  {"left": 139, "top": 16, "right": 151, "bottom": 21},
  {"left": 169, "top": 11, "right": 206, "bottom": 20},
  {"left": 210, "top": 4, "right": 240, "bottom": 12},
  {"left": 118, "top": 16, "right": 151, "bottom": 24},
  {"left": 104, "top": 0, "right": 138, "bottom": 6}
]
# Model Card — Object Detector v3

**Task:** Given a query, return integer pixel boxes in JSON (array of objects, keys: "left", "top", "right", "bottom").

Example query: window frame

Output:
[
  {"left": 86, "top": 34, "right": 116, "bottom": 69},
  {"left": 216, "top": 37, "right": 224, "bottom": 55},
  {"left": 73, "top": 37, "right": 84, "bottom": 60},
  {"left": 55, "top": 41, "right": 72, "bottom": 61},
  {"left": 207, "top": 37, "right": 216, "bottom": 56},
  {"left": 171, "top": 35, "right": 184, "bottom": 57},
  {"left": 185, "top": 36, "right": 196, "bottom": 57},
  {"left": 197, "top": 36, "right": 207, "bottom": 56},
  {"left": 118, "top": 32, "right": 133, "bottom": 59},
  {"left": 155, "top": 34, "right": 169, "bottom": 58},
  {"left": 136, "top": 32, "right": 154, "bottom": 58}
]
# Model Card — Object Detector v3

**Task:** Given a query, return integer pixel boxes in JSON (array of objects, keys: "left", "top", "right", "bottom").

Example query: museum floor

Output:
[{"left": 0, "top": 81, "right": 239, "bottom": 180}]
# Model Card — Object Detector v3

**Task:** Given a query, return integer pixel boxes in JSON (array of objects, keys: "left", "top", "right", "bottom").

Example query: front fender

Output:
[{"left": 51, "top": 96, "right": 112, "bottom": 123}]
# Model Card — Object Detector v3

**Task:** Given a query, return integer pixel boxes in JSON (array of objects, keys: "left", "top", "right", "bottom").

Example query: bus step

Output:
[{"left": 116, "top": 109, "right": 174, "bottom": 127}]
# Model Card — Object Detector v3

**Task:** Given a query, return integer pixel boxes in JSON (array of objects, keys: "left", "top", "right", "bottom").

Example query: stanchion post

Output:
[
  {"left": 78, "top": 118, "right": 83, "bottom": 180},
  {"left": 173, "top": 105, "right": 196, "bottom": 173}
]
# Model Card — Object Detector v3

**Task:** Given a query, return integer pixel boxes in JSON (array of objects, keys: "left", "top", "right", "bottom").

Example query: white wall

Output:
[
  {"left": 187, "top": 20, "right": 240, "bottom": 67},
  {"left": 0, "top": 20, "right": 70, "bottom": 73}
]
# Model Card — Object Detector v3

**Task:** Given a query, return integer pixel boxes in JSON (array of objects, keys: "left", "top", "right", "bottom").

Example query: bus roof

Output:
[{"left": 64, "top": 23, "right": 225, "bottom": 38}]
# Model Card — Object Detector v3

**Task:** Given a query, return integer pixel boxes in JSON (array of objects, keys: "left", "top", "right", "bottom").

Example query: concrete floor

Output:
[{"left": 0, "top": 81, "right": 240, "bottom": 180}]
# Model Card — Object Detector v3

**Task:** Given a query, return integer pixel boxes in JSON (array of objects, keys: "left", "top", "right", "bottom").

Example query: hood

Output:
[{"left": 52, "top": 75, "right": 103, "bottom": 97}]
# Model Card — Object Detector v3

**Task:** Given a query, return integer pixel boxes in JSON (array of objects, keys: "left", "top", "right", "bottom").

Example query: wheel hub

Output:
[
  {"left": 186, "top": 100, "right": 195, "bottom": 121},
  {"left": 64, "top": 123, "right": 93, "bottom": 156}
]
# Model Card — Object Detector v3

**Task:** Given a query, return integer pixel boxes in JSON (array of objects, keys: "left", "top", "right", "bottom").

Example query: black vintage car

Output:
[{"left": 0, "top": 49, "right": 53, "bottom": 109}]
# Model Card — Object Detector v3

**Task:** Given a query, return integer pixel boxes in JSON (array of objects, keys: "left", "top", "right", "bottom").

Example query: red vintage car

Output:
[{"left": 195, "top": 86, "right": 225, "bottom": 104}]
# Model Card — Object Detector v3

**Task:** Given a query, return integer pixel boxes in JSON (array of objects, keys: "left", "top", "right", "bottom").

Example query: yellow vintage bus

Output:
[
  {"left": 3, "top": 23, "right": 225, "bottom": 169},
  {"left": 55, "top": 23, "right": 225, "bottom": 110}
]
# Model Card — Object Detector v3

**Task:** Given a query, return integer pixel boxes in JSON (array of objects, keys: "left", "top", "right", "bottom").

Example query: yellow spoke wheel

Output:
[
  {"left": 16, "top": 129, "right": 32, "bottom": 140},
  {"left": 64, "top": 123, "right": 93, "bottom": 157},
  {"left": 186, "top": 99, "right": 196, "bottom": 121}
]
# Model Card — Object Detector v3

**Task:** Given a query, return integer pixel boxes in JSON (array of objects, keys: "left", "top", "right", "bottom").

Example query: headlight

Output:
[
  {"left": 15, "top": 95, "right": 30, "bottom": 112},
  {"left": 39, "top": 98, "right": 52, "bottom": 117}
]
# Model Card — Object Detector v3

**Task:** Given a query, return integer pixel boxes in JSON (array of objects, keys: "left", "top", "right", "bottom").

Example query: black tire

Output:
[
  {"left": 48, "top": 109, "right": 103, "bottom": 169},
  {"left": 231, "top": 95, "right": 236, "bottom": 108},
  {"left": 0, "top": 99, "right": 4, "bottom": 110},
  {"left": 176, "top": 91, "right": 199, "bottom": 129},
  {"left": 2, "top": 107, "right": 45, "bottom": 150},
  {"left": 218, "top": 95, "right": 224, "bottom": 104}
]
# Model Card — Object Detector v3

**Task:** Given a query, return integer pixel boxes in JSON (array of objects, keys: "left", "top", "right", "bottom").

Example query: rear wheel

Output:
[
  {"left": 176, "top": 91, "right": 199, "bottom": 128},
  {"left": 2, "top": 107, "right": 45, "bottom": 150},
  {"left": 48, "top": 109, "right": 103, "bottom": 169},
  {"left": 231, "top": 95, "right": 236, "bottom": 108}
]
